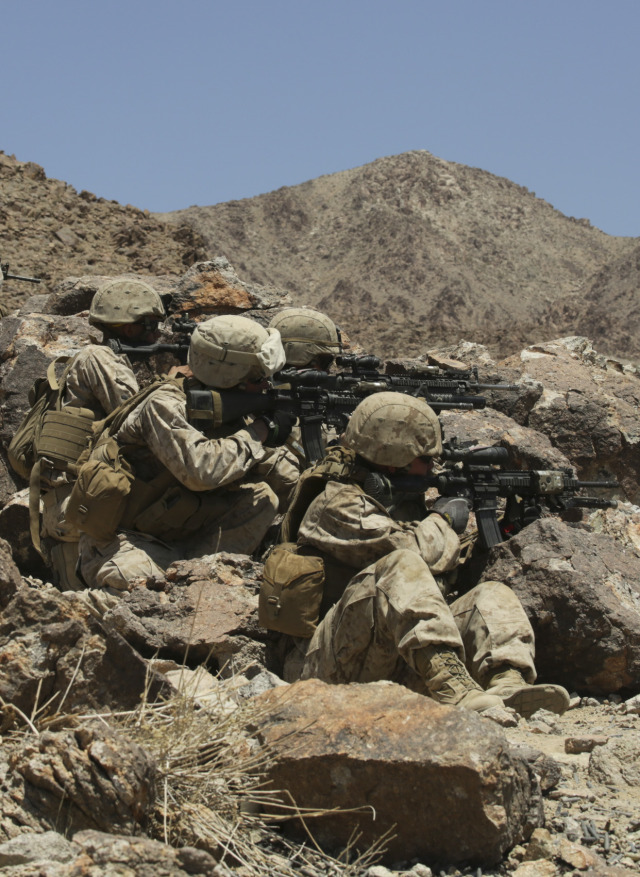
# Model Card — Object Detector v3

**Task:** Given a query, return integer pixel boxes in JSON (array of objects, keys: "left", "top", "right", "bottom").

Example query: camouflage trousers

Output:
[
  {"left": 285, "top": 548, "right": 536, "bottom": 688},
  {"left": 77, "top": 481, "right": 279, "bottom": 592}
]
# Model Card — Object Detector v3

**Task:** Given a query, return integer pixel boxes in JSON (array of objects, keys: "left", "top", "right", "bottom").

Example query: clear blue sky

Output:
[{"left": 2, "top": 0, "right": 639, "bottom": 237}]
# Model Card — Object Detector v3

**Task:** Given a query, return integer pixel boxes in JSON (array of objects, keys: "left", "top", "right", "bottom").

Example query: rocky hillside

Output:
[
  {"left": 4, "top": 148, "right": 639, "bottom": 362},
  {"left": 0, "top": 151, "right": 210, "bottom": 312},
  {"left": 157, "top": 151, "right": 638, "bottom": 360}
]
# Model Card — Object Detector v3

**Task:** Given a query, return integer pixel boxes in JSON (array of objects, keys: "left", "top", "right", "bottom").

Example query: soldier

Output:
[
  {"left": 268, "top": 307, "right": 342, "bottom": 370},
  {"left": 40, "top": 278, "right": 166, "bottom": 588},
  {"left": 75, "top": 315, "right": 298, "bottom": 593},
  {"left": 277, "top": 392, "right": 570, "bottom": 718},
  {"left": 269, "top": 307, "right": 343, "bottom": 461}
]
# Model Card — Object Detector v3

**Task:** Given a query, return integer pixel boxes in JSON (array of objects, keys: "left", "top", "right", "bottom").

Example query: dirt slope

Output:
[{"left": 0, "top": 151, "right": 210, "bottom": 312}]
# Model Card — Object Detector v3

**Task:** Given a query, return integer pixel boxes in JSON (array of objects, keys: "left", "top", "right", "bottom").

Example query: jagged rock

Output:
[
  {"left": 10, "top": 723, "right": 155, "bottom": 835},
  {"left": 588, "top": 736, "right": 640, "bottom": 788},
  {"left": 0, "top": 540, "right": 24, "bottom": 609},
  {"left": 101, "top": 553, "right": 266, "bottom": 671},
  {"left": 509, "top": 745, "right": 562, "bottom": 793},
  {"left": 0, "top": 457, "right": 21, "bottom": 509},
  {"left": 0, "top": 830, "right": 79, "bottom": 866},
  {"left": 498, "top": 338, "right": 640, "bottom": 499},
  {"left": 70, "top": 830, "right": 217, "bottom": 876},
  {"left": 439, "top": 406, "right": 572, "bottom": 470},
  {"left": 0, "top": 490, "right": 49, "bottom": 580},
  {"left": 479, "top": 518, "right": 640, "bottom": 694},
  {"left": 169, "top": 258, "right": 290, "bottom": 317},
  {"left": 251, "top": 678, "right": 543, "bottom": 867},
  {"left": 0, "top": 582, "right": 168, "bottom": 716}
]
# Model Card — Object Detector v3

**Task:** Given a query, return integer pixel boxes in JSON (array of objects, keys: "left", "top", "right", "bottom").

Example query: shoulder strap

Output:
[
  {"left": 280, "top": 445, "right": 359, "bottom": 543},
  {"left": 91, "top": 376, "right": 185, "bottom": 445}
]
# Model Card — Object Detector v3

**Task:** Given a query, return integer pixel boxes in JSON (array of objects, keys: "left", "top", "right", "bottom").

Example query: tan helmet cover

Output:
[
  {"left": 89, "top": 278, "right": 165, "bottom": 326},
  {"left": 344, "top": 392, "right": 442, "bottom": 467},
  {"left": 188, "top": 315, "right": 286, "bottom": 388},
  {"left": 269, "top": 307, "right": 340, "bottom": 366}
]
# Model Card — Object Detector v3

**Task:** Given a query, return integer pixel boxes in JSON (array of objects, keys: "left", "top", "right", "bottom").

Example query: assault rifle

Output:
[
  {"left": 106, "top": 337, "right": 191, "bottom": 361},
  {"left": 185, "top": 385, "right": 495, "bottom": 464},
  {"left": 276, "top": 356, "right": 518, "bottom": 410},
  {"left": 1, "top": 259, "right": 41, "bottom": 284},
  {"left": 363, "top": 441, "right": 619, "bottom": 550},
  {"left": 105, "top": 314, "right": 199, "bottom": 362}
]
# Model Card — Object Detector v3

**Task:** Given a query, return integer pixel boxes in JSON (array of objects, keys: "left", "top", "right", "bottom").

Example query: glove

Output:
[
  {"left": 432, "top": 497, "right": 470, "bottom": 534},
  {"left": 258, "top": 411, "right": 297, "bottom": 447}
]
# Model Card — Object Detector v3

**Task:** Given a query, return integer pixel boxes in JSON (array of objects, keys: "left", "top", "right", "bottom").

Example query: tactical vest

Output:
[{"left": 65, "top": 378, "right": 246, "bottom": 544}]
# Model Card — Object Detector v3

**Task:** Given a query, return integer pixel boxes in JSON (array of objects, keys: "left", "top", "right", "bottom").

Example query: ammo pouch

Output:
[
  {"left": 28, "top": 406, "right": 96, "bottom": 556},
  {"left": 35, "top": 407, "right": 96, "bottom": 484},
  {"left": 259, "top": 543, "right": 324, "bottom": 638},
  {"left": 64, "top": 436, "right": 134, "bottom": 542}
]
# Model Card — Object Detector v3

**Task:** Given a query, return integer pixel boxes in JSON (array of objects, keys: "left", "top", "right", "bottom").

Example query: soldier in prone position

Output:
[{"left": 277, "top": 392, "right": 570, "bottom": 719}]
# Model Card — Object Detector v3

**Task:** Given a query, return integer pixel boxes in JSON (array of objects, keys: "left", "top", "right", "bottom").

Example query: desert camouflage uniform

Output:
[
  {"left": 284, "top": 481, "right": 537, "bottom": 690},
  {"left": 62, "top": 344, "right": 140, "bottom": 416},
  {"left": 78, "top": 382, "right": 298, "bottom": 592},
  {"left": 42, "top": 345, "right": 140, "bottom": 586}
]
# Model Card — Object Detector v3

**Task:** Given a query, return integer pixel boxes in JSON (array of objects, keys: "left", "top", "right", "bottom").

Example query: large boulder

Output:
[
  {"left": 436, "top": 338, "right": 640, "bottom": 501},
  {"left": 252, "top": 678, "right": 543, "bottom": 867},
  {"left": 439, "top": 406, "right": 573, "bottom": 470},
  {"left": 479, "top": 517, "right": 640, "bottom": 694}
]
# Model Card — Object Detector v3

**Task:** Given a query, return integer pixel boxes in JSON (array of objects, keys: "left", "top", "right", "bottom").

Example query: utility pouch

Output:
[
  {"left": 64, "top": 437, "right": 134, "bottom": 542},
  {"left": 132, "top": 484, "right": 229, "bottom": 541},
  {"left": 259, "top": 543, "right": 324, "bottom": 638}
]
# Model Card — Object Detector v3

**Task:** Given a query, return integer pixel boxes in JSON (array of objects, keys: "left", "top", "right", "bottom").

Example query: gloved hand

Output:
[
  {"left": 257, "top": 411, "right": 297, "bottom": 447},
  {"left": 432, "top": 497, "right": 471, "bottom": 534}
]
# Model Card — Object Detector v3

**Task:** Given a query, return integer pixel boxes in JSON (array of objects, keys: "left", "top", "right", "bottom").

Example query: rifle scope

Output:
[{"left": 441, "top": 445, "right": 509, "bottom": 464}]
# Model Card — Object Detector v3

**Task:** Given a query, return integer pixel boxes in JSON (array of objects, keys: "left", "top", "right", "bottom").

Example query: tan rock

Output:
[{"left": 251, "top": 678, "right": 543, "bottom": 866}]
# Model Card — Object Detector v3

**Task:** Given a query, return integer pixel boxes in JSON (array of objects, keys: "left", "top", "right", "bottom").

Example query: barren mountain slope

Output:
[
  {"left": 0, "top": 152, "right": 210, "bottom": 311},
  {"left": 157, "top": 150, "right": 636, "bottom": 359},
  {"left": 550, "top": 239, "right": 640, "bottom": 359}
]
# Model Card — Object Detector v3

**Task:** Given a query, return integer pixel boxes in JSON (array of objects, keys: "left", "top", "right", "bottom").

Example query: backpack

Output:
[
  {"left": 7, "top": 356, "right": 97, "bottom": 557},
  {"left": 8, "top": 356, "right": 93, "bottom": 480},
  {"left": 64, "top": 378, "right": 182, "bottom": 543}
]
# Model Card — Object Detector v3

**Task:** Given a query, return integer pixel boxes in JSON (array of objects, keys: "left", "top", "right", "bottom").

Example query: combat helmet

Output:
[
  {"left": 344, "top": 392, "right": 442, "bottom": 468},
  {"left": 188, "top": 315, "right": 286, "bottom": 389},
  {"left": 89, "top": 278, "right": 165, "bottom": 327},
  {"left": 269, "top": 307, "right": 341, "bottom": 367}
]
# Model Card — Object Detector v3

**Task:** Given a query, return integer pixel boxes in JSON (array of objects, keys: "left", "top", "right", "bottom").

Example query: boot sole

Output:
[{"left": 501, "top": 685, "right": 570, "bottom": 719}]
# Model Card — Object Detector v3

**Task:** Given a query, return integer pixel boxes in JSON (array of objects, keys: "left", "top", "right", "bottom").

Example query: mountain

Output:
[
  {"left": 3, "top": 148, "right": 639, "bottom": 361},
  {"left": 156, "top": 150, "right": 638, "bottom": 359}
]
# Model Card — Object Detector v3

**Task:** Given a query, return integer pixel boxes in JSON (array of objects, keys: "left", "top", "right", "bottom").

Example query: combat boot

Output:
[
  {"left": 414, "top": 646, "right": 504, "bottom": 713},
  {"left": 485, "top": 666, "right": 570, "bottom": 718}
]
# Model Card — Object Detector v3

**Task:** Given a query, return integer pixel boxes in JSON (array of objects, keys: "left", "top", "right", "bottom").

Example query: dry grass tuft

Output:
[
  {"left": 112, "top": 671, "right": 389, "bottom": 876},
  {"left": 2, "top": 652, "right": 389, "bottom": 873}
]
